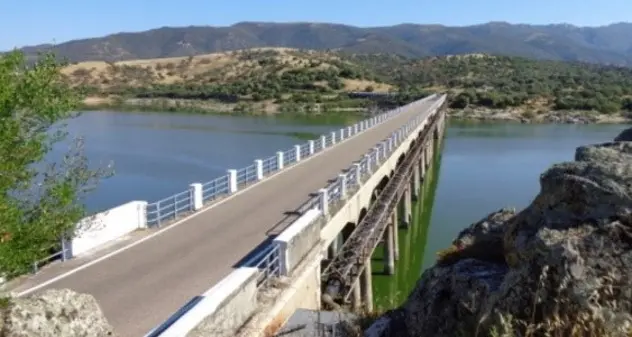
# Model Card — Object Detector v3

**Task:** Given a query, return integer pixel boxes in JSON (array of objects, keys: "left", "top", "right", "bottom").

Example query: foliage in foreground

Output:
[{"left": 0, "top": 51, "right": 110, "bottom": 277}]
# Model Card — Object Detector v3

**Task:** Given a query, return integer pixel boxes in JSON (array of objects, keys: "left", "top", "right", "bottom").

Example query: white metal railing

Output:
[
  {"left": 143, "top": 95, "right": 440, "bottom": 229},
  {"left": 201, "top": 175, "right": 230, "bottom": 203},
  {"left": 146, "top": 189, "right": 194, "bottom": 227}
]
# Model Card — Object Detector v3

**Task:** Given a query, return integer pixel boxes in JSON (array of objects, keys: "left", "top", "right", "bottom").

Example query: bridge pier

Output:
[
  {"left": 352, "top": 280, "right": 362, "bottom": 311},
  {"left": 420, "top": 152, "right": 426, "bottom": 178},
  {"left": 383, "top": 221, "right": 395, "bottom": 275},
  {"left": 392, "top": 209, "right": 399, "bottom": 261},
  {"left": 403, "top": 187, "right": 412, "bottom": 227},
  {"left": 362, "top": 257, "right": 373, "bottom": 312},
  {"left": 412, "top": 164, "right": 420, "bottom": 200}
]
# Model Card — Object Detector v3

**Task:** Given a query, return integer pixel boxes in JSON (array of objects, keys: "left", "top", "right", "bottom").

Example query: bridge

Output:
[{"left": 11, "top": 93, "right": 447, "bottom": 337}]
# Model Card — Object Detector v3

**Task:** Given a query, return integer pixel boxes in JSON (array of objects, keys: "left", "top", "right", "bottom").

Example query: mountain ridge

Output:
[{"left": 12, "top": 21, "right": 632, "bottom": 65}]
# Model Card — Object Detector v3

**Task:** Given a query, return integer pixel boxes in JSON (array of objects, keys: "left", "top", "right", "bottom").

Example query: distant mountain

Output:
[{"left": 13, "top": 21, "right": 632, "bottom": 66}]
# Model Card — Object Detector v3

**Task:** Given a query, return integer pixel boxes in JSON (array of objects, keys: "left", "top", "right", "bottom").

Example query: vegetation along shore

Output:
[{"left": 60, "top": 47, "right": 632, "bottom": 123}]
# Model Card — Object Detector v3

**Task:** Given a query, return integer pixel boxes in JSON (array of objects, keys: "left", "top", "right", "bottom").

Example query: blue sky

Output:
[{"left": 2, "top": 0, "right": 630, "bottom": 50}]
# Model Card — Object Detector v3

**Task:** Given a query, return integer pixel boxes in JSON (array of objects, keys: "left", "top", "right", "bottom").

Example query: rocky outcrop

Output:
[
  {"left": 369, "top": 127, "right": 632, "bottom": 337},
  {"left": 0, "top": 289, "right": 116, "bottom": 337}
]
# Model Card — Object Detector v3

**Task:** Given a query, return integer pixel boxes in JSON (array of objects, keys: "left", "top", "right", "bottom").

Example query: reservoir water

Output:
[{"left": 55, "top": 111, "right": 631, "bottom": 310}]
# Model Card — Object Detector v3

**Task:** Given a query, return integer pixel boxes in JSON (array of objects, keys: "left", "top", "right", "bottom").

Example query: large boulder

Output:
[
  {"left": 0, "top": 289, "right": 116, "bottom": 337},
  {"left": 369, "top": 127, "right": 632, "bottom": 337}
]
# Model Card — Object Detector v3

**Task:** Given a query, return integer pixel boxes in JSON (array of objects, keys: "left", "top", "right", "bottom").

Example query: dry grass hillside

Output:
[{"left": 60, "top": 47, "right": 392, "bottom": 92}]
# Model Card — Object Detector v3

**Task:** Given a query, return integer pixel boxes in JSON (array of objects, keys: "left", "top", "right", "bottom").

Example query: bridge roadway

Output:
[{"left": 16, "top": 98, "right": 438, "bottom": 337}]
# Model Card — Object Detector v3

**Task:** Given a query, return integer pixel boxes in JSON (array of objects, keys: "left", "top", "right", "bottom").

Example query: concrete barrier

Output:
[
  {"left": 148, "top": 267, "right": 259, "bottom": 337},
  {"left": 274, "top": 209, "right": 322, "bottom": 276},
  {"left": 69, "top": 200, "right": 148, "bottom": 257}
]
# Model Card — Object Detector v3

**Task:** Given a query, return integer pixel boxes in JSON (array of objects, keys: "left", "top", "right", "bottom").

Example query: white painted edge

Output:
[
  {"left": 154, "top": 267, "right": 258, "bottom": 337},
  {"left": 14, "top": 96, "right": 430, "bottom": 298}
]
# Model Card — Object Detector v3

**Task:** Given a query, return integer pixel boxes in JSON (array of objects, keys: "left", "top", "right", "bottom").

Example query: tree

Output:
[{"left": 0, "top": 51, "right": 111, "bottom": 278}]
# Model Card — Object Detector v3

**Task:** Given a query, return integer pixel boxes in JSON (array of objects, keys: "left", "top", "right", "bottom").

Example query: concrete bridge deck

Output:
[{"left": 12, "top": 97, "right": 439, "bottom": 337}]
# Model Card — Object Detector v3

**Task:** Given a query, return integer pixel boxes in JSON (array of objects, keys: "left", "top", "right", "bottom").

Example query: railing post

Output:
[
  {"left": 319, "top": 188, "right": 329, "bottom": 216},
  {"left": 277, "top": 151, "right": 284, "bottom": 170},
  {"left": 354, "top": 163, "right": 362, "bottom": 185},
  {"left": 354, "top": 123, "right": 359, "bottom": 134},
  {"left": 373, "top": 147, "right": 381, "bottom": 165},
  {"left": 308, "top": 140, "right": 315, "bottom": 155},
  {"left": 321, "top": 135, "right": 327, "bottom": 149},
  {"left": 339, "top": 128, "right": 344, "bottom": 141},
  {"left": 381, "top": 141, "right": 388, "bottom": 160},
  {"left": 338, "top": 174, "right": 347, "bottom": 199},
  {"left": 61, "top": 237, "right": 73, "bottom": 261},
  {"left": 347, "top": 126, "right": 353, "bottom": 136},
  {"left": 295, "top": 145, "right": 301, "bottom": 162},
  {"left": 189, "top": 183, "right": 203, "bottom": 211},
  {"left": 255, "top": 159, "right": 264, "bottom": 180},
  {"left": 227, "top": 169, "right": 237, "bottom": 193},
  {"left": 331, "top": 131, "right": 336, "bottom": 145},
  {"left": 365, "top": 154, "right": 372, "bottom": 174}
]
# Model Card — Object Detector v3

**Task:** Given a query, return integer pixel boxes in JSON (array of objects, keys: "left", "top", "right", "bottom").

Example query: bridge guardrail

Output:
[
  {"left": 39, "top": 94, "right": 439, "bottom": 268},
  {"left": 142, "top": 94, "right": 441, "bottom": 229},
  {"left": 144, "top": 104, "right": 397, "bottom": 229}
]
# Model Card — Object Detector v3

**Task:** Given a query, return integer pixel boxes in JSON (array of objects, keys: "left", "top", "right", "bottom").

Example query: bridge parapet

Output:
[{"left": 147, "top": 94, "right": 447, "bottom": 337}]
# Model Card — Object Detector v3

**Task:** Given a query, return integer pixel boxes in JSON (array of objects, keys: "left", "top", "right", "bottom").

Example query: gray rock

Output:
[
  {"left": 0, "top": 289, "right": 116, "bottom": 337},
  {"left": 369, "top": 130, "right": 632, "bottom": 336},
  {"left": 614, "top": 127, "right": 632, "bottom": 141}
]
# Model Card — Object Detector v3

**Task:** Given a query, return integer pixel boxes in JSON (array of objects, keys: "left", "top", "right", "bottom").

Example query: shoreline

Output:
[
  {"left": 447, "top": 107, "right": 632, "bottom": 124},
  {"left": 79, "top": 101, "right": 632, "bottom": 126}
]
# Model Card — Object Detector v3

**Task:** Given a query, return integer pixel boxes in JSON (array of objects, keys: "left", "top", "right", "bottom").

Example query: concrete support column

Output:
[
  {"left": 384, "top": 221, "right": 395, "bottom": 275},
  {"left": 254, "top": 159, "right": 263, "bottom": 180},
  {"left": 338, "top": 173, "right": 347, "bottom": 199},
  {"left": 227, "top": 169, "right": 237, "bottom": 193},
  {"left": 403, "top": 187, "right": 412, "bottom": 227},
  {"left": 331, "top": 131, "right": 337, "bottom": 145},
  {"left": 308, "top": 140, "right": 315, "bottom": 155},
  {"left": 362, "top": 258, "right": 374, "bottom": 313},
  {"left": 352, "top": 280, "right": 362, "bottom": 311},
  {"left": 189, "top": 183, "right": 203, "bottom": 210},
  {"left": 392, "top": 210, "right": 399, "bottom": 261},
  {"left": 276, "top": 151, "right": 284, "bottom": 170},
  {"left": 295, "top": 145, "right": 301, "bottom": 162},
  {"left": 318, "top": 188, "right": 329, "bottom": 216},
  {"left": 420, "top": 152, "right": 426, "bottom": 177},
  {"left": 412, "top": 164, "right": 420, "bottom": 200}
]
